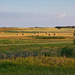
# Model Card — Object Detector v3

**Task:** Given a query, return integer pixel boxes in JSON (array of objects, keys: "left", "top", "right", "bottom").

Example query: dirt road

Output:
[{"left": 0, "top": 41, "right": 72, "bottom": 46}]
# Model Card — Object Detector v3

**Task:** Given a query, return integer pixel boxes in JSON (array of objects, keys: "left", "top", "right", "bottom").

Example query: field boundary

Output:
[{"left": 0, "top": 41, "right": 73, "bottom": 46}]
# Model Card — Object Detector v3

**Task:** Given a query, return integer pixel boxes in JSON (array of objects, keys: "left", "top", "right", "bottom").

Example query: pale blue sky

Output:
[{"left": 0, "top": 0, "right": 75, "bottom": 27}]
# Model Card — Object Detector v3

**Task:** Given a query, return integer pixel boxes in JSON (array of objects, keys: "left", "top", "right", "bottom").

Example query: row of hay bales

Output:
[
  {"left": 16, "top": 32, "right": 56, "bottom": 36},
  {"left": 17, "top": 33, "right": 25, "bottom": 36},
  {"left": 34, "top": 32, "right": 56, "bottom": 36}
]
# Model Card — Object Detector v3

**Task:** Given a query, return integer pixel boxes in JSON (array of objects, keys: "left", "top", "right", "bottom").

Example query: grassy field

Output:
[
  {"left": 0, "top": 27, "right": 74, "bottom": 36},
  {"left": 0, "top": 56, "right": 75, "bottom": 75},
  {"left": 0, "top": 27, "right": 75, "bottom": 75}
]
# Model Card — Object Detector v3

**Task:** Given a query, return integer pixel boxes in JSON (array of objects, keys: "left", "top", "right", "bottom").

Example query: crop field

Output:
[{"left": 0, "top": 27, "right": 75, "bottom": 75}]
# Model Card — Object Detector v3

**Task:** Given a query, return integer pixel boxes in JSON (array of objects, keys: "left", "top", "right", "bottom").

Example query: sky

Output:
[{"left": 0, "top": 0, "right": 75, "bottom": 27}]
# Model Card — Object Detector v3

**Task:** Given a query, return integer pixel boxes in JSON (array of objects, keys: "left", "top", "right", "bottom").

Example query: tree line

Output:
[{"left": 55, "top": 26, "right": 75, "bottom": 29}]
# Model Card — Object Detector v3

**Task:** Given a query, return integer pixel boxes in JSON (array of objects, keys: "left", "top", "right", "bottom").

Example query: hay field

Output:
[
  {"left": 0, "top": 27, "right": 74, "bottom": 37},
  {"left": 0, "top": 27, "right": 74, "bottom": 45}
]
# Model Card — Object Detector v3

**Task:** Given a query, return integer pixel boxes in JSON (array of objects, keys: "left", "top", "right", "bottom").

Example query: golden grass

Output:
[
  {"left": 0, "top": 56, "right": 75, "bottom": 68},
  {"left": 0, "top": 27, "right": 74, "bottom": 39}
]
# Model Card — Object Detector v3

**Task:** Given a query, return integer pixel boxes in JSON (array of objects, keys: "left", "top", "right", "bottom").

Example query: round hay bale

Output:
[
  {"left": 17, "top": 34, "right": 19, "bottom": 36},
  {"left": 2, "top": 32, "right": 4, "bottom": 34},
  {"left": 22, "top": 33, "right": 25, "bottom": 35},
  {"left": 39, "top": 32, "right": 40, "bottom": 34},
  {"left": 54, "top": 33, "right": 55, "bottom": 35},
  {"left": 49, "top": 34, "right": 50, "bottom": 36},
  {"left": 46, "top": 32, "right": 48, "bottom": 34}
]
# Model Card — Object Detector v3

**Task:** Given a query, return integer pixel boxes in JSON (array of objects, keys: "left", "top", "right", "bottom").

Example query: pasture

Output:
[{"left": 0, "top": 27, "right": 75, "bottom": 75}]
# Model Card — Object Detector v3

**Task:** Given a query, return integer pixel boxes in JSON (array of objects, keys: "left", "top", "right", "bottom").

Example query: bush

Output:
[
  {"left": 60, "top": 46, "right": 75, "bottom": 58},
  {"left": 35, "top": 36, "right": 65, "bottom": 39},
  {"left": 73, "top": 39, "right": 75, "bottom": 45}
]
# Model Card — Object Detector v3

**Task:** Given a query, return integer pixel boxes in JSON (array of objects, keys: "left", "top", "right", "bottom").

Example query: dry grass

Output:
[
  {"left": 0, "top": 27, "right": 74, "bottom": 44},
  {"left": 0, "top": 27, "right": 74, "bottom": 37},
  {"left": 0, "top": 56, "right": 75, "bottom": 68}
]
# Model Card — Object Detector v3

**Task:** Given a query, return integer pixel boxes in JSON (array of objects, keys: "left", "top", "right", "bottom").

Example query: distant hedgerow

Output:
[{"left": 35, "top": 36, "right": 65, "bottom": 39}]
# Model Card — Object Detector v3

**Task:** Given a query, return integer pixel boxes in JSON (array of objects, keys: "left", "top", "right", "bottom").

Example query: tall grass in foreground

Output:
[{"left": 0, "top": 56, "right": 75, "bottom": 75}]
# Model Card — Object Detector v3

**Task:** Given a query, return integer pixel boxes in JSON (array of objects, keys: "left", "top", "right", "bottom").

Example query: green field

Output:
[{"left": 0, "top": 27, "right": 75, "bottom": 75}]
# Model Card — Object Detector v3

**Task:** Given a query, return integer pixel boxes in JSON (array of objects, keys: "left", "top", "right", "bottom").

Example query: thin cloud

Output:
[
  {"left": 0, "top": 12, "right": 75, "bottom": 27},
  {"left": 60, "top": 14, "right": 66, "bottom": 18}
]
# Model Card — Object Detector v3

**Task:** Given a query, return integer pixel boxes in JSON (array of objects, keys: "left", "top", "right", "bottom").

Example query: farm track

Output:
[{"left": 0, "top": 41, "right": 72, "bottom": 46}]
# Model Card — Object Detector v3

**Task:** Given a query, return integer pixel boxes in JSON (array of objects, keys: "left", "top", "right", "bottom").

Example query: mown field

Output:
[{"left": 0, "top": 27, "right": 75, "bottom": 75}]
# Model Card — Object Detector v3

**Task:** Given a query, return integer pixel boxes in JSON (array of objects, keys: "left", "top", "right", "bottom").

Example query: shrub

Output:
[
  {"left": 73, "top": 39, "right": 75, "bottom": 45},
  {"left": 35, "top": 36, "right": 65, "bottom": 39},
  {"left": 60, "top": 46, "right": 75, "bottom": 58}
]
